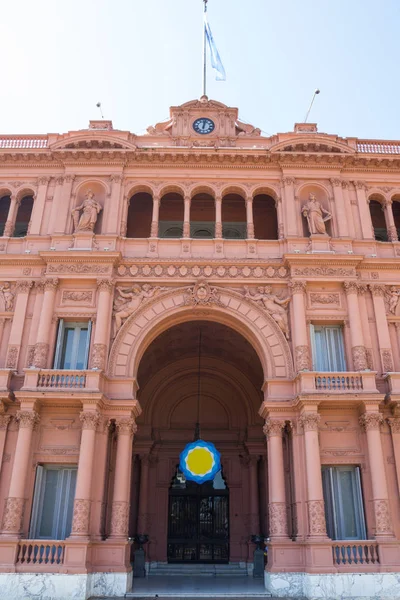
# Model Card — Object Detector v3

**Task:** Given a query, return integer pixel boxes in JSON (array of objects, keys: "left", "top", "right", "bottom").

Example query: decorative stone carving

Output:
[
  {"left": 369, "top": 284, "right": 386, "bottom": 297},
  {"left": 307, "top": 500, "right": 327, "bottom": 536},
  {"left": 269, "top": 503, "right": 288, "bottom": 537},
  {"left": 62, "top": 290, "right": 93, "bottom": 303},
  {"left": 48, "top": 264, "right": 110, "bottom": 274},
  {"left": 71, "top": 190, "right": 102, "bottom": 233},
  {"left": 263, "top": 419, "right": 285, "bottom": 437},
  {"left": 71, "top": 498, "right": 91, "bottom": 534},
  {"left": 115, "top": 263, "right": 289, "bottom": 280},
  {"left": 373, "top": 499, "right": 393, "bottom": 535},
  {"left": 388, "top": 226, "right": 398, "bottom": 242},
  {"left": 15, "top": 280, "right": 33, "bottom": 294},
  {"left": 282, "top": 176, "right": 296, "bottom": 186},
  {"left": 0, "top": 415, "right": 11, "bottom": 430},
  {"left": 91, "top": 343, "right": 107, "bottom": 370},
  {"left": 289, "top": 281, "right": 306, "bottom": 294},
  {"left": 302, "top": 193, "right": 332, "bottom": 235},
  {"left": 79, "top": 411, "right": 100, "bottom": 431},
  {"left": 33, "top": 342, "right": 49, "bottom": 368},
  {"left": 385, "top": 286, "right": 400, "bottom": 314},
  {"left": 366, "top": 348, "right": 374, "bottom": 370},
  {"left": 110, "top": 500, "right": 130, "bottom": 536},
  {"left": 115, "top": 417, "right": 137, "bottom": 436},
  {"left": 0, "top": 282, "right": 15, "bottom": 311},
  {"left": 6, "top": 345, "right": 19, "bottom": 369},
  {"left": 16, "top": 410, "right": 40, "bottom": 429},
  {"left": 184, "top": 280, "right": 224, "bottom": 308},
  {"left": 381, "top": 349, "right": 394, "bottom": 372},
  {"left": 309, "top": 293, "right": 340, "bottom": 305},
  {"left": 243, "top": 286, "right": 290, "bottom": 339},
  {"left": 359, "top": 412, "right": 383, "bottom": 431},
  {"left": 44, "top": 278, "right": 59, "bottom": 291},
  {"left": 295, "top": 345, "right": 311, "bottom": 371},
  {"left": 352, "top": 345, "right": 368, "bottom": 371},
  {"left": 97, "top": 278, "right": 114, "bottom": 293},
  {"left": 1, "top": 497, "right": 25, "bottom": 533},
  {"left": 113, "top": 284, "right": 166, "bottom": 333},
  {"left": 295, "top": 266, "right": 355, "bottom": 277},
  {"left": 387, "top": 418, "right": 400, "bottom": 434},
  {"left": 343, "top": 281, "right": 359, "bottom": 295},
  {"left": 299, "top": 413, "right": 320, "bottom": 432}
]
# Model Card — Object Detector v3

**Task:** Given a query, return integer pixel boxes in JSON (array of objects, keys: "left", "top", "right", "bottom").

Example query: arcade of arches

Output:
[{"left": 127, "top": 321, "right": 293, "bottom": 563}]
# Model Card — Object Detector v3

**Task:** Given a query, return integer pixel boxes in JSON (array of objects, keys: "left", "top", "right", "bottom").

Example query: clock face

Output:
[{"left": 193, "top": 117, "right": 215, "bottom": 135}]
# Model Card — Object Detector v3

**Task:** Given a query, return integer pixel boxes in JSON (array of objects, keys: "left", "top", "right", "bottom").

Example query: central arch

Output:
[{"left": 109, "top": 284, "right": 294, "bottom": 382}]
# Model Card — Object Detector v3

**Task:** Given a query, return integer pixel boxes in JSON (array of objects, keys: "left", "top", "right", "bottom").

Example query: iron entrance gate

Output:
[{"left": 167, "top": 476, "right": 229, "bottom": 563}]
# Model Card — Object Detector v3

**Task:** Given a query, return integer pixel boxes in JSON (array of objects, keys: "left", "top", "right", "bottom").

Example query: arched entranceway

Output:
[{"left": 129, "top": 320, "right": 266, "bottom": 566}]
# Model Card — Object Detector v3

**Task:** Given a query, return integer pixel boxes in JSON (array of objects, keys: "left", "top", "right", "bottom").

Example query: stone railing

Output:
[
  {"left": 0, "top": 137, "right": 48, "bottom": 149},
  {"left": 332, "top": 541, "right": 379, "bottom": 566},
  {"left": 16, "top": 541, "right": 65, "bottom": 566},
  {"left": 296, "top": 371, "right": 378, "bottom": 395},
  {"left": 357, "top": 142, "right": 400, "bottom": 154},
  {"left": 22, "top": 369, "right": 104, "bottom": 392}
]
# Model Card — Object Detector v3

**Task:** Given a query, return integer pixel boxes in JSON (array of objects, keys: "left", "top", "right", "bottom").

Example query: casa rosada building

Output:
[{"left": 1, "top": 97, "right": 400, "bottom": 599}]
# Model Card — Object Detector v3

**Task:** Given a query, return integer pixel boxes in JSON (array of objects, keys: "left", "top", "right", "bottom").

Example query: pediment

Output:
[
  {"left": 49, "top": 133, "right": 137, "bottom": 151},
  {"left": 270, "top": 135, "right": 355, "bottom": 155}
]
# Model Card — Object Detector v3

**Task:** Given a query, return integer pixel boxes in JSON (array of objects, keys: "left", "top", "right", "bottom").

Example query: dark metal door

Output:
[{"left": 167, "top": 481, "right": 229, "bottom": 563}]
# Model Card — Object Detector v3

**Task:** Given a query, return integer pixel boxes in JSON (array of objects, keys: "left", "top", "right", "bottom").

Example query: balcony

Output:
[
  {"left": 21, "top": 369, "right": 104, "bottom": 394},
  {"left": 296, "top": 371, "right": 379, "bottom": 396}
]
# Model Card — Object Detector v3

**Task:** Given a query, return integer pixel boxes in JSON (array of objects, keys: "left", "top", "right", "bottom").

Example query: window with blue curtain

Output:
[
  {"left": 322, "top": 466, "right": 366, "bottom": 541},
  {"left": 310, "top": 325, "right": 346, "bottom": 372}
]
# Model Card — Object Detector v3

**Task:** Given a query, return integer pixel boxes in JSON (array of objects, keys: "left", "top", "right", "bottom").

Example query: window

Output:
[
  {"left": 310, "top": 325, "right": 346, "bottom": 371},
  {"left": 29, "top": 466, "right": 77, "bottom": 540},
  {"left": 54, "top": 320, "right": 91, "bottom": 370},
  {"left": 322, "top": 466, "right": 366, "bottom": 541}
]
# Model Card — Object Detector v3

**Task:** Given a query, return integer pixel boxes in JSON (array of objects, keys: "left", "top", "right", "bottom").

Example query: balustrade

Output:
[
  {"left": 332, "top": 541, "right": 379, "bottom": 566},
  {"left": 16, "top": 541, "right": 65, "bottom": 566},
  {"left": 37, "top": 370, "right": 86, "bottom": 389},
  {"left": 296, "top": 371, "right": 378, "bottom": 395}
]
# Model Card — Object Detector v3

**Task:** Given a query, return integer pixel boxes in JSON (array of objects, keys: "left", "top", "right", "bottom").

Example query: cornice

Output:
[
  {"left": 39, "top": 251, "right": 121, "bottom": 264},
  {"left": 284, "top": 254, "right": 365, "bottom": 268},
  {"left": 0, "top": 256, "right": 44, "bottom": 267}
]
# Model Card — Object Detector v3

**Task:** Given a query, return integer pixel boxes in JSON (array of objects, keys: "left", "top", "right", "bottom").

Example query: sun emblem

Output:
[{"left": 179, "top": 440, "right": 221, "bottom": 484}]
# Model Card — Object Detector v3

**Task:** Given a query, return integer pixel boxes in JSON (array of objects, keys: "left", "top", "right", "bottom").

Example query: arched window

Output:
[
  {"left": 253, "top": 194, "right": 278, "bottom": 240},
  {"left": 221, "top": 194, "right": 246, "bottom": 239},
  {"left": 0, "top": 195, "right": 11, "bottom": 236},
  {"left": 126, "top": 192, "right": 153, "bottom": 238},
  {"left": 159, "top": 192, "right": 184, "bottom": 238},
  {"left": 392, "top": 196, "right": 400, "bottom": 239},
  {"left": 190, "top": 193, "right": 215, "bottom": 238},
  {"left": 369, "top": 198, "right": 387, "bottom": 241},
  {"left": 14, "top": 195, "right": 33, "bottom": 237}
]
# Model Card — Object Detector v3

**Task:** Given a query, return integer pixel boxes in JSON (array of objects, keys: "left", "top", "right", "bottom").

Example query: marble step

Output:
[{"left": 148, "top": 564, "right": 251, "bottom": 577}]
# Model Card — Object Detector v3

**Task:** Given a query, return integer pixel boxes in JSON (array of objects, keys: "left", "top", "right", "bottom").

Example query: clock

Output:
[{"left": 193, "top": 117, "right": 215, "bottom": 135}]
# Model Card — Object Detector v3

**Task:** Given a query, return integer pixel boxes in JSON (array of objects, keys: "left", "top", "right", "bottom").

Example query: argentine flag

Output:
[{"left": 204, "top": 13, "right": 226, "bottom": 81}]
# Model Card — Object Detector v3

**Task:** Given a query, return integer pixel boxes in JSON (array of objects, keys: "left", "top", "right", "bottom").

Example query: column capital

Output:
[
  {"left": 115, "top": 416, "right": 137, "bottom": 436},
  {"left": 44, "top": 278, "right": 59, "bottom": 292},
  {"left": 79, "top": 410, "right": 101, "bottom": 431},
  {"left": 15, "top": 280, "right": 33, "bottom": 294},
  {"left": 369, "top": 284, "right": 386, "bottom": 297},
  {"left": 37, "top": 176, "right": 51, "bottom": 186},
  {"left": 330, "top": 178, "right": 342, "bottom": 188},
  {"left": 289, "top": 280, "right": 306, "bottom": 294},
  {"left": 353, "top": 180, "right": 367, "bottom": 191},
  {"left": 281, "top": 176, "right": 296, "bottom": 186},
  {"left": 341, "top": 180, "right": 351, "bottom": 190},
  {"left": 263, "top": 418, "right": 286, "bottom": 437},
  {"left": 0, "top": 414, "right": 11, "bottom": 430},
  {"left": 96, "top": 278, "right": 115, "bottom": 293},
  {"left": 64, "top": 174, "right": 76, "bottom": 184},
  {"left": 387, "top": 417, "right": 400, "bottom": 434},
  {"left": 343, "top": 280, "right": 360, "bottom": 295},
  {"left": 359, "top": 412, "right": 383, "bottom": 431},
  {"left": 299, "top": 412, "right": 320, "bottom": 432},
  {"left": 245, "top": 195, "right": 253, "bottom": 204},
  {"left": 16, "top": 410, "right": 40, "bottom": 430}
]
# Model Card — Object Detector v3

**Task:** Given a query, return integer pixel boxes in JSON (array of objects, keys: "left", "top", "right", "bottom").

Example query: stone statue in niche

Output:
[
  {"left": 244, "top": 286, "right": 291, "bottom": 339},
  {"left": 71, "top": 189, "right": 102, "bottom": 233},
  {"left": 302, "top": 193, "right": 332, "bottom": 235},
  {"left": 113, "top": 284, "right": 166, "bottom": 334},
  {"left": 386, "top": 286, "right": 400, "bottom": 314},
  {"left": 0, "top": 282, "right": 14, "bottom": 311}
]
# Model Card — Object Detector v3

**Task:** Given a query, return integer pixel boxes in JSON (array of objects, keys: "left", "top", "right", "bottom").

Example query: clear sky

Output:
[{"left": 2, "top": 0, "right": 400, "bottom": 140}]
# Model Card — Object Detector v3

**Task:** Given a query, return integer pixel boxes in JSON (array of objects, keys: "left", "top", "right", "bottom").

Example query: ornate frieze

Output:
[
  {"left": 309, "top": 293, "right": 340, "bottom": 305},
  {"left": 47, "top": 264, "right": 110, "bottom": 275},
  {"left": 62, "top": 290, "right": 93, "bottom": 304},
  {"left": 293, "top": 267, "right": 355, "bottom": 277},
  {"left": 115, "top": 262, "right": 289, "bottom": 280}
]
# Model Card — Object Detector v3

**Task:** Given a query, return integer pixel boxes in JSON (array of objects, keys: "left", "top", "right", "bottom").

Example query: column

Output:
[
  {"left": 183, "top": 194, "right": 191, "bottom": 238},
  {"left": 360, "top": 412, "right": 393, "bottom": 537},
  {"left": 70, "top": 410, "right": 100, "bottom": 537},
  {"left": 120, "top": 196, "right": 130, "bottom": 237},
  {"left": 354, "top": 181, "right": 374, "bottom": 239},
  {"left": 387, "top": 417, "right": 400, "bottom": 498},
  {"left": 106, "top": 175, "right": 123, "bottom": 234},
  {"left": 137, "top": 455, "right": 150, "bottom": 533},
  {"left": 248, "top": 456, "right": 260, "bottom": 533},
  {"left": 91, "top": 279, "right": 114, "bottom": 370},
  {"left": 289, "top": 281, "right": 310, "bottom": 371},
  {"left": 215, "top": 195, "right": 222, "bottom": 238},
  {"left": 33, "top": 278, "right": 59, "bottom": 368},
  {"left": 357, "top": 285, "right": 374, "bottom": 370},
  {"left": 299, "top": 412, "right": 327, "bottom": 538},
  {"left": 26, "top": 281, "right": 45, "bottom": 367},
  {"left": 47, "top": 176, "right": 64, "bottom": 234},
  {"left": 6, "top": 281, "right": 33, "bottom": 370},
  {"left": 343, "top": 282, "right": 368, "bottom": 370},
  {"left": 0, "top": 412, "right": 11, "bottom": 477},
  {"left": 150, "top": 194, "right": 160, "bottom": 238},
  {"left": 1, "top": 410, "right": 40, "bottom": 536},
  {"left": 3, "top": 195, "right": 20, "bottom": 237},
  {"left": 264, "top": 418, "right": 289, "bottom": 538},
  {"left": 369, "top": 284, "right": 394, "bottom": 373},
  {"left": 90, "top": 416, "right": 110, "bottom": 540},
  {"left": 54, "top": 175, "right": 75, "bottom": 234},
  {"left": 330, "top": 178, "right": 349, "bottom": 237},
  {"left": 29, "top": 177, "right": 50, "bottom": 235},
  {"left": 342, "top": 181, "right": 356, "bottom": 239},
  {"left": 275, "top": 196, "right": 284, "bottom": 240},
  {"left": 383, "top": 199, "right": 398, "bottom": 242},
  {"left": 281, "top": 177, "right": 297, "bottom": 237},
  {"left": 246, "top": 195, "right": 254, "bottom": 239},
  {"left": 109, "top": 416, "right": 137, "bottom": 539}
]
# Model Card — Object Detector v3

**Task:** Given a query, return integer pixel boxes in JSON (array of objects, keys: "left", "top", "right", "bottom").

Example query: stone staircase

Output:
[{"left": 147, "top": 562, "right": 252, "bottom": 577}]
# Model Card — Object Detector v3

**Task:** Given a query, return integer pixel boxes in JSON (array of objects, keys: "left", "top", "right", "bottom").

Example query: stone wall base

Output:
[
  {"left": 0, "top": 571, "right": 132, "bottom": 600},
  {"left": 265, "top": 571, "right": 400, "bottom": 599}
]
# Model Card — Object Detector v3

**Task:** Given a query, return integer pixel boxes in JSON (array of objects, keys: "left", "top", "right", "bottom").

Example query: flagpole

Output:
[{"left": 203, "top": 0, "right": 208, "bottom": 97}]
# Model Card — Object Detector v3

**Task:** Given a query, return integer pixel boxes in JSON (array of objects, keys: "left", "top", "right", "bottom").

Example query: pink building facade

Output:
[{"left": 0, "top": 98, "right": 400, "bottom": 598}]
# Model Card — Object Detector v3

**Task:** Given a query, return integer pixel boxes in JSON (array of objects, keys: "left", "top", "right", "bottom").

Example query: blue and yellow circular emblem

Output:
[{"left": 179, "top": 440, "right": 221, "bottom": 484}]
